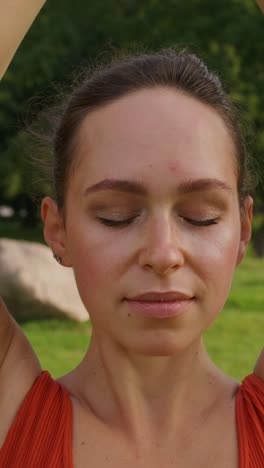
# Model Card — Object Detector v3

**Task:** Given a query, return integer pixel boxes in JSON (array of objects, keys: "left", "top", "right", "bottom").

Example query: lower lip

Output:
[{"left": 124, "top": 299, "right": 194, "bottom": 319}]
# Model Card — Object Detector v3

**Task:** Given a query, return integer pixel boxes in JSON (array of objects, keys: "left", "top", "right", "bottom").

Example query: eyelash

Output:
[{"left": 97, "top": 216, "right": 219, "bottom": 228}]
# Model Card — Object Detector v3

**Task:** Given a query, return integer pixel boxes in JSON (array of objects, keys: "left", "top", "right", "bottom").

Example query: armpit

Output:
[{"left": 254, "top": 347, "right": 264, "bottom": 381}]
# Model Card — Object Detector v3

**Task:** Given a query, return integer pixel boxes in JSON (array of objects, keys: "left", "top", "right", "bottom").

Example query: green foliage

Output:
[
  {"left": 0, "top": 218, "right": 44, "bottom": 243},
  {"left": 1, "top": 0, "right": 264, "bottom": 208}
]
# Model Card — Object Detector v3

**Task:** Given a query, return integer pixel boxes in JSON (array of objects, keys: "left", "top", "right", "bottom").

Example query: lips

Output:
[
  {"left": 125, "top": 291, "right": 194, "bottom": 319},
  {"left": 126, "top": 291, "right": 193, "bottom": 302}
]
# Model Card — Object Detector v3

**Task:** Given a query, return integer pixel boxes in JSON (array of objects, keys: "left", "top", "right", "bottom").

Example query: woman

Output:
[{"left": 0, "top": 1, "right": 263, "bottom": 467}]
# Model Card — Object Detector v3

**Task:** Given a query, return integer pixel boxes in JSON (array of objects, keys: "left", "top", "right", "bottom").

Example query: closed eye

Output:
[
  {"left": 183, "top": 217, "right": 219, "bottom": 226},
  {"left": 97, "top": 216, "right": 219, "bottom": 228},
  {"left": 97, "top": 216, "right": 136, "bottom": 227}
]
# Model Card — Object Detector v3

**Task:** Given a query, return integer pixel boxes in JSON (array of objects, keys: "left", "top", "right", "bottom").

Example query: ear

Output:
[
  {"left": 41, "top": 197, "right": 72, "bottom": 267},
  {"left": 236, "top": 196, "right": 253, "bottom": 266}
]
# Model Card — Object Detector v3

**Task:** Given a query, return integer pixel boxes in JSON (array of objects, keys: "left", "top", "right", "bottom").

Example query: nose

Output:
[{"left": 138, "top": 214, "right": 185, "bottom": 276}]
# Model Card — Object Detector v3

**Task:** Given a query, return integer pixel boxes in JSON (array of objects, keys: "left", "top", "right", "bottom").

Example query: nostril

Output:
[
  {"left": 137, "top": 217, "right": 185, "bottom": 274},
  {"left": 139, "top": 246, "right": 184, "bottom": 276}
]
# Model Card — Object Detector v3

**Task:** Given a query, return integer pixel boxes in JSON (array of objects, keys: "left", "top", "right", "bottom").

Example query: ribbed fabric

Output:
[
  {"left": 0, "top": 371, "right": 263, "bottom": 467},
  {"left": 236, "top": 374, "right": 264, "bottom": 468},
  {"left": 0, "top": 371, "right": 73, "bottom": 468}
]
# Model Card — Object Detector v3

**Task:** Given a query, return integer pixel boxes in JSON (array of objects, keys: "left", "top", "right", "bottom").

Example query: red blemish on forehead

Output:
[{"left": 168, "top": 162, "right": 179, "bottom": 172}]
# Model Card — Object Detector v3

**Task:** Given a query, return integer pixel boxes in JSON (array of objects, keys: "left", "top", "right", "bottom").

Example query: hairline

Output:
[{"left": 60, "top": 84, "right": 241, "bottom": 219}]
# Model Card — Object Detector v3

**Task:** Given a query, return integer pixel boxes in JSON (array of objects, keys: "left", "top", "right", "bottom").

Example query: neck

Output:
[{"left": 74, "top": 332, "right": 230, "bottom": 445}]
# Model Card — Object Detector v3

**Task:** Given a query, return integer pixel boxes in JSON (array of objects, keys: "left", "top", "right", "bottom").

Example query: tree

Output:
[{"left": 1, "top": 0, "right": 264, "bottom": 238}]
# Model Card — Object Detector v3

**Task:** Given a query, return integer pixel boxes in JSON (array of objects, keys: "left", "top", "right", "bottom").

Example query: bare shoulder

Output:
[
  {"left": 253, "top": 347, "right": 264, "bottom": 381},
  {"left": 0, "top": 301, "right": 41, "bottom": 447}
]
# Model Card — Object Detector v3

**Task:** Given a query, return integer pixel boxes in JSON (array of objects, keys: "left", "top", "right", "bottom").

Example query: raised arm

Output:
[
  {"left": 256, "top": 0, "right": 264, "bottom": 12},
  {"left": 0, "top": 3, "right": 45, "bottom": 443},
  {"left": 0, "top": 0, "right": 46, "bottom": 361},
  {"left": 0, "top": 297, "right": 14, "bottom": 368},
  {"left": 0, "top": 0, "right": 46, "bottom": 79},
  {"left": 0, "top": 295, "right": 41, "bottom": 446}
]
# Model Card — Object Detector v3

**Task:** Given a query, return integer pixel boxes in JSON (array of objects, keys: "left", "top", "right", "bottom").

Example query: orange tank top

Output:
[
  {"left": 0, "top": 371, "right": 73, "bottom": 468},
  {"left": 0, "top": 371, "right": 263, "bottom": 467}
]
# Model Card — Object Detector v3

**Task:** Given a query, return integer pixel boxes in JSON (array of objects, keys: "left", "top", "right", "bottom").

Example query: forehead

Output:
[{"left": 72, "top": 87, "right": 237, "bottom": 192}]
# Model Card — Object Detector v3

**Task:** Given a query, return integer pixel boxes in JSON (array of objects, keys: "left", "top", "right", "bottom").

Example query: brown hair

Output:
[{"left": 50, "top": 49, "right": 256, "bottom": 213}]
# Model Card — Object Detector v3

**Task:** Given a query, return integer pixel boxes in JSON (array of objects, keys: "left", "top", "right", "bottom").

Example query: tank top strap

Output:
[
  {"left": 236, "top": 373, "right": 264, "bottom": 468},
  {"left": 0, "top": 370, "right": 73, "bottom": 468}
]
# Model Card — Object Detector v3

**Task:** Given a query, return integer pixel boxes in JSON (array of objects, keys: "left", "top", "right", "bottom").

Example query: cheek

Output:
[
  {"left": 72, "top": 243, "right": 113, "bottom": 290},
  {"left": 191, "top": 223, "right": 240, "bottom": 309},
  {"left": 71, "top": 250, "right": 114, "bottom": 321},
  {"left": 199, "top": 232, "right": 239, "bottom": 273},
  {"left": 66, "top": 222, "right": 125, "bottom": 313}
]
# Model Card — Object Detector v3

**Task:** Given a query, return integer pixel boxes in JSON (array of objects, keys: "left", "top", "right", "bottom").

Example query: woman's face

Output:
[{"left": 44, "top": 87, "right": 252, "bottom": 355}]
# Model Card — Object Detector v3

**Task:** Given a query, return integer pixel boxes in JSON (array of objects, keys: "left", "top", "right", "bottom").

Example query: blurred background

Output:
[
  {"left": 0, "top": 0, "right": 263, "bottom": 379},
  {"left": 1, "top": 0, "right": 264, "bottom": 246}
]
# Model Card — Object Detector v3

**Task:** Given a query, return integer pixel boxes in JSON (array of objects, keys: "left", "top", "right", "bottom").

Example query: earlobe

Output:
[
  {"left": 236, "top": 196, "right": 253, "bottom": 266},
  {"left": 41, "top": 197, "right": 72, "bottom": 267}
]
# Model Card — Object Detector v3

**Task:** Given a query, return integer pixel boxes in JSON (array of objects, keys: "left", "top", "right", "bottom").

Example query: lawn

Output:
[
  {"left": 19, "top": 252, "right": 264, "bottom": 382},
  {"left": 1, "top": 219, "right": 263, "bottom": 382},
  {"left": 204, "top": 254, "right": 264, "bottom": 381}
]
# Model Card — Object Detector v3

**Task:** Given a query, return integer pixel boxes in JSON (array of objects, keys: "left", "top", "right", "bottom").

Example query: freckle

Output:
[
  {"left": 81, "top": 441, "right": 86, "bottom": 446},
  {"left": 127, "top": 313, "right": 131, "bottom": 317}
]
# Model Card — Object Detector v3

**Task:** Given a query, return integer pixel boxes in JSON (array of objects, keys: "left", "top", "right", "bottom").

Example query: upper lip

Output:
[{"left": 126, "top": 292, "right": 193, "bottom": 301}]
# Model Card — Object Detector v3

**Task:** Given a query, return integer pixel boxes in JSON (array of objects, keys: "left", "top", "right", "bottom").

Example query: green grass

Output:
[
  {"left": 1, "top": 218, "right": 263, "bottom": 382},
  {"left": 22, "top": 319, "right": 92, "bottom": 376},
  {"left": 204, "top": 255, "right": 264, "bottom": 381},
  {"left": 19, "top": 253, "right": 264, "bottom": 381}
]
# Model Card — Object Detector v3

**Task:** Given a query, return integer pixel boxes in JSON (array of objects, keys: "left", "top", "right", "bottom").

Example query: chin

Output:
[
  {"left": 129, "top": 336, "right": 192, "bottom": 357},
  {"left": 140, "top": 348, "right": 180, "bottom": 357}
]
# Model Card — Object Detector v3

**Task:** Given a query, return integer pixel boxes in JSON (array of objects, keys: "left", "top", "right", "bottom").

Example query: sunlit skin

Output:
[
  {"left": 42, "top": 88, "right": 253, "bottom": 458},
  {"left": 1, "top": 1, "right": 263, "bottom": 465}
]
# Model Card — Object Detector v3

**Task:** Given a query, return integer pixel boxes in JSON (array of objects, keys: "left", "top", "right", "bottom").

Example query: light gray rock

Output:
[{"left": 0, "top": 238, "right": 89, "bottom": 321}]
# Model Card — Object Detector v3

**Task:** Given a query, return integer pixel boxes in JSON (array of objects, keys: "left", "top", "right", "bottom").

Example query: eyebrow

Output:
[{"left": 84, "top": 177, "right": 233, "bottom": 196}]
